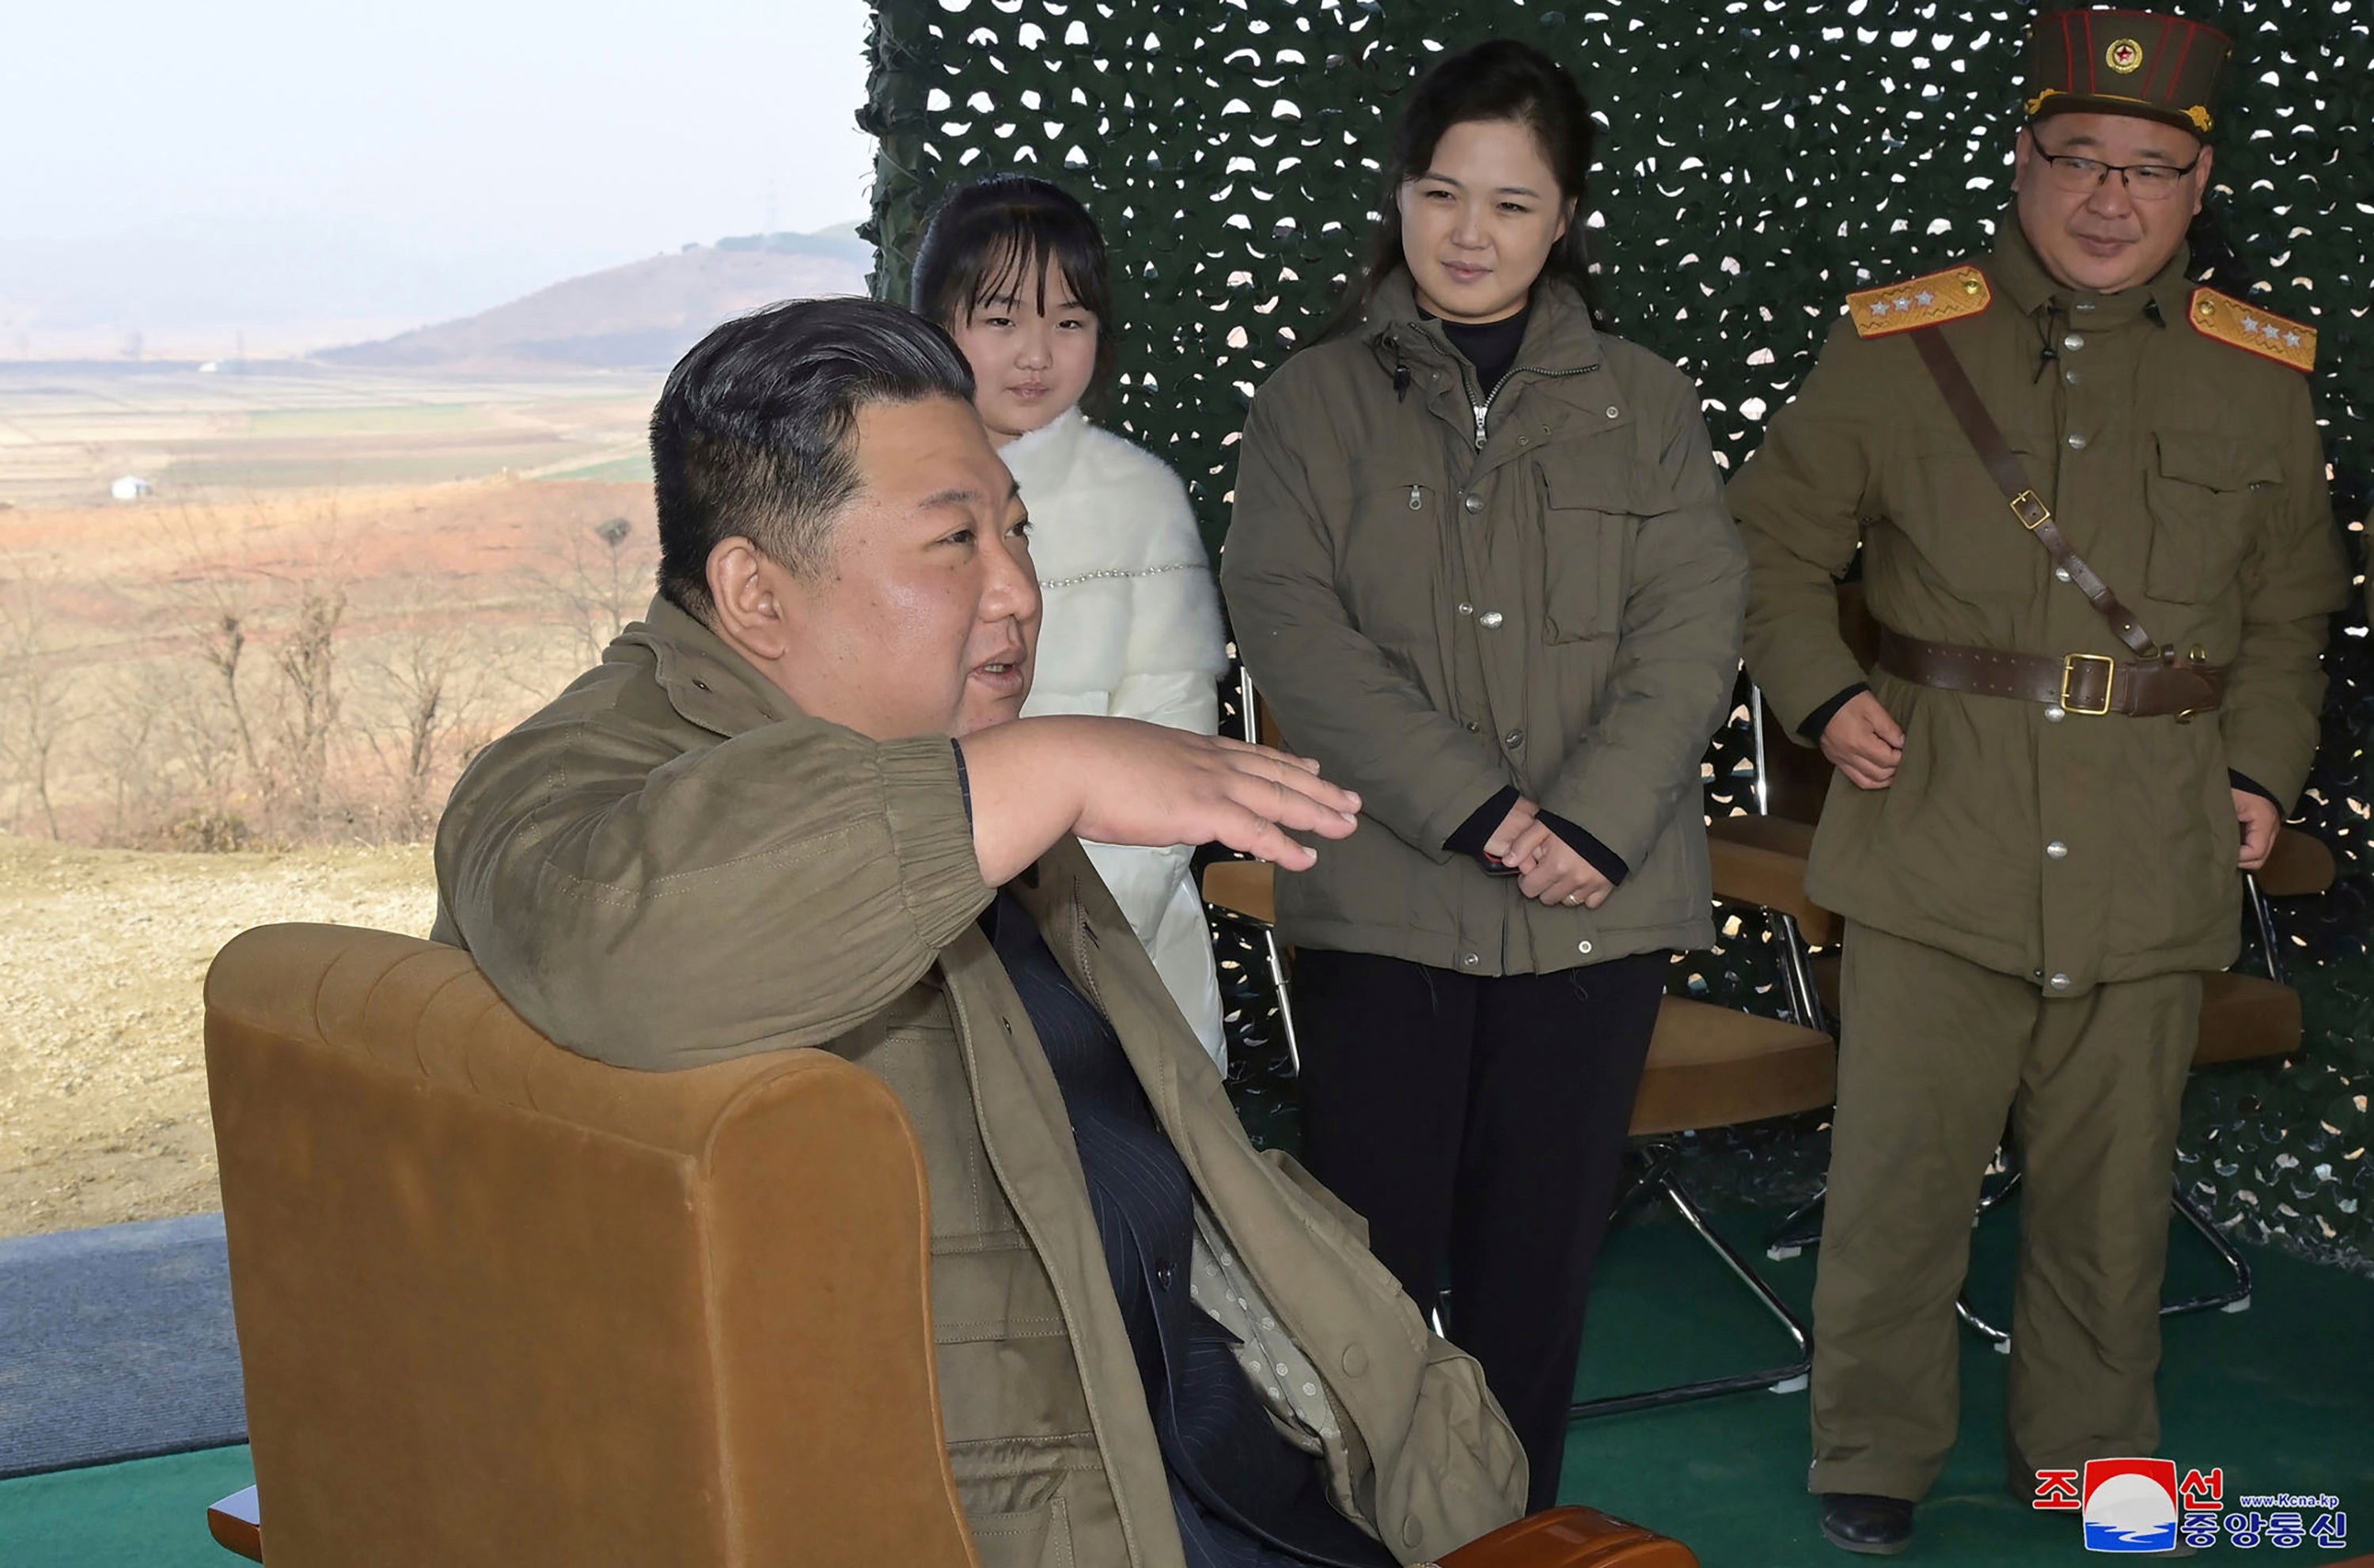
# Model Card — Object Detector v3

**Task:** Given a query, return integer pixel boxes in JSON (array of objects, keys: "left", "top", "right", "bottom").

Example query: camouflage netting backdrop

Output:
[{"left": 862, "top": 0, "right": 2373, "bottom": 1273}]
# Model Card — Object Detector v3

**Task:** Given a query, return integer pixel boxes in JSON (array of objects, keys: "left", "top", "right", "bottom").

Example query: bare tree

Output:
[
  {"left": 158, "top": 502, "right": 266, "bottom": 790},
  {"left": 356, "top": 579, "right": 502, "bottom": 837},
  {"left": 267, "top": 581, "right": 345, "bottom": 830},
  {"left": 0, "top": 576, "right": 79, "bottom": 839},
  {"left": 198, "top": 606, "right": 260, "bottom": 776},
  {"left": 87, "top": 668, "right": 169, "bottom": 843},
  {"left": 538, "top": 515, "right": 657, "bottom": 668}
]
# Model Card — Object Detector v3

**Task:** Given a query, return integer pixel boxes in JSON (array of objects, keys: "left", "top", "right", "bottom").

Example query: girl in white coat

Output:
[{"left": 912, "top": 175, "right": 1232, "bottom": 1069}]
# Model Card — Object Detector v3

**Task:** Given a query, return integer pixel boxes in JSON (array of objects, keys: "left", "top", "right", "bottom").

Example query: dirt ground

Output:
[{"left": 0, "top": 832, "right": 438, "bottom": 1239}]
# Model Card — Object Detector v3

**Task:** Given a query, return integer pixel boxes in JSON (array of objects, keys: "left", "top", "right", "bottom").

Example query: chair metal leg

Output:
[
  {"left": 1765, "top": 1184, "right": 1826, "bottom": 1260},
  {"left": 1572, "top": 1153, "right": 1814, "bottom": 1419},
  {"left": 1974, "top": 1162, "right": 2021, "bottom": 1220},
  {"left": 2245, "top": 872, "right": 2285, "bottom": 987},
  {"left": 1261, "top": 927, "right": 1300, "bottom": 1077},
  {"left": 1748, "top": 684, "right": 1773, "bottom": 817},
  {"left": 1769, "top": 1153, "right": 2019, "bottom": 1265},
  {"left": 1955, "top": 1295, "right": 2014, "bottom": 1350},
  {"left": 1773, "top": 911, "right": 1827, "bottom": 1036},
  {"left": 1957, "top": 1153, "right": 2020, "bottom": 1349},
  {"left": 2162, "top": 1179, "right": 2254, "bottom": 1316},
  {"left": 1958, "top": 1172, "right": 2256, "bottom": 1352}
]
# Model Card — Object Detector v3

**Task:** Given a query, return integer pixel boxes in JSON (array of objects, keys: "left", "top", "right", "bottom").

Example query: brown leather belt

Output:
[{"left": 1876, "top": 627, "right": 2226, "bottom": 718}]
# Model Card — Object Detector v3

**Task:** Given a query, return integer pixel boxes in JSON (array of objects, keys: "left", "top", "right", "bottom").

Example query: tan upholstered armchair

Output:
[
  {"left": 207, "top": 922, "right": 977, "bottom": 1566},
  {"left": 203, "top": 923, "right": 1695, "bottom": 1567}
]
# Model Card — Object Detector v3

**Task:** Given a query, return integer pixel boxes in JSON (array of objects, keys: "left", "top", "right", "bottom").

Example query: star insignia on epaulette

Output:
[
  {"left": 2188, "top": 286, "right": 2315, "bottom": 373},
  {"left": 1848, "top": 267, "right": 1992, "bottom": 338}
]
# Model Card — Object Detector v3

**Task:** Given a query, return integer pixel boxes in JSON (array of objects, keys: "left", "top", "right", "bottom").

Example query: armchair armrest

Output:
[
  {"left": 207, "top": 922, "right": 977, "bottom": 1568},
  {"left": 1441, "top": 1505, "right": 1698, "bottom": 1566}
]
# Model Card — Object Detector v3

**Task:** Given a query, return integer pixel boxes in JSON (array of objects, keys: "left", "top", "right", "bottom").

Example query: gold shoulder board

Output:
[
  {"left": 1847, "top": 267, "right": 1992, "bottom": 339},
  {"left": 2188, "top": 287, "right": 2315, "bottom": 373}
]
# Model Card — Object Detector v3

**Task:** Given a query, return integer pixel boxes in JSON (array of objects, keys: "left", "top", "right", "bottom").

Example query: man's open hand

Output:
[
  {"left": 961, "top": 717, "right": 1360, "bottom": 885},
  {"left": 1071, "top": 728, "right": 1360, "bottom": 869}
]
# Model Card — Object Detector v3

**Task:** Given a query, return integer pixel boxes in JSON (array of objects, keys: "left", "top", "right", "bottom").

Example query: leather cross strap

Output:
[
  {"left": 1908, "top": 325, "right": 2161, "bottom": 659},
  {"left": 1878, "top": 627, "right": 2225, "bottom": 719}
]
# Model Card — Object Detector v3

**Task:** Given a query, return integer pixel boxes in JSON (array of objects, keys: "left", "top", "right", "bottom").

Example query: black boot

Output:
[{"left": 1819, "top": 1494, "right": 1914, "bottom": 1555}]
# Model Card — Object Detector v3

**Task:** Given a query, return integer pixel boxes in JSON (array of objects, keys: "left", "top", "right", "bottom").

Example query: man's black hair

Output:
[{"left": 650, "top": 296, "right": 975, "bottom": 622}]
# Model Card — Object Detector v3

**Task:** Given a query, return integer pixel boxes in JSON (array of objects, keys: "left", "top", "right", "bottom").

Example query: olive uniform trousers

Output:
[{"left": 1809, "top": 921, "right": 2202, "bottom": 1502}]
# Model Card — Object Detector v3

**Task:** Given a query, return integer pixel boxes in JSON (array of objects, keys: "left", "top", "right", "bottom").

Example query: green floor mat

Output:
[
  {"left": 6, "top": 1203, "right": 2365, "bottom": 1566},
  {"left": 0, "top": 1447, "right": 257, "bottom": 1568},
  {"left": 1564, "top": 1196, "right": 2374, "bottom": 1564}
]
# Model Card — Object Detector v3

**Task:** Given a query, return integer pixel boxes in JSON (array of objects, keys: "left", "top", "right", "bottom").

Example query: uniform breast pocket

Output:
[
  {"left": 1536, "top": 454, "right": 1665, "bottom": 642},
  {"left": 2145, "top": 432, "right": 2268, "bottom": 604}
]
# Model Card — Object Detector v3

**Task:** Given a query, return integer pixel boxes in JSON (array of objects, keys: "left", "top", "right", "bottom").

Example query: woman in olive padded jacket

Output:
[{"left": 1219, "top": 40, "right": 1748, "bottom": 1506}]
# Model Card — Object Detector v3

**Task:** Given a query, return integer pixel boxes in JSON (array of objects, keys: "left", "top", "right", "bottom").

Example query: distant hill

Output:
[{"left": 317, "top": 230, "right": 870, "bottom": 371}]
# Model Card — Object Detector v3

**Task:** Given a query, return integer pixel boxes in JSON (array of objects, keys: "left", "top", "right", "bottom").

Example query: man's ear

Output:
[{"left": 705, "top": 537, "right": 794, "bottom": 661}]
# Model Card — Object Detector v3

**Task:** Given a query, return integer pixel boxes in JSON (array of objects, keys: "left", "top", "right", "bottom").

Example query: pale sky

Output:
[{"left": 0, "top": 0, "right": 876, "bottom": 335}]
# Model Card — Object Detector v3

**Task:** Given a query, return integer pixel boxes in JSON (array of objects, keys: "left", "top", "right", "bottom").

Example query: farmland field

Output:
[
  {"left": 0, "top": 361, "right": 661, "bottom": 509},
  {"left": 0, "top": 361, "right": 669, "bottom": 1236}
]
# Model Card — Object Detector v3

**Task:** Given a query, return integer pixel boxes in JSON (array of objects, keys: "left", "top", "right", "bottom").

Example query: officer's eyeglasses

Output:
[{"left": 2031, "top": 134, "right": 2203, "bottom": 201}]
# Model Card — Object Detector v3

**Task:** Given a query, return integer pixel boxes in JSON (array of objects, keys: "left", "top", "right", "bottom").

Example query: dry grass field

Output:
[
  {"left": 0, "top": 835, "right": 438, "bottom": 1238},
  {"left": 0, "top": 363, "right": 668, "bottom": 1237}
]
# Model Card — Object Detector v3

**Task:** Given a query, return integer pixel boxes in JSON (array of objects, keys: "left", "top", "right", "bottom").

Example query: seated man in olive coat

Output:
[{"left": 430, "top": 296, "right": 1529, "bottom": 1568}]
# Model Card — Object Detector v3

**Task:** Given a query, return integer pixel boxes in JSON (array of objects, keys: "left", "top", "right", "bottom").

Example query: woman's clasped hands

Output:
[{"left": 1483, "top": 797, "right": 1614, "bottom": 911}]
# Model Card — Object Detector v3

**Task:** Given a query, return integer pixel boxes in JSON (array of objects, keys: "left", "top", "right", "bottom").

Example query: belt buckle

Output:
[
  {"left": 2010, "top": 490, "right": 2053, "bottom": 531},
  {"left": 2061, "top": 653, "right": 2115, "bottom": 716}
]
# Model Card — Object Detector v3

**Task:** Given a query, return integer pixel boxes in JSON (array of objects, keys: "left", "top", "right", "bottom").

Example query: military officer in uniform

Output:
[{"left": 1727, "top": 8, "right": 2347, "bottom": 1555}]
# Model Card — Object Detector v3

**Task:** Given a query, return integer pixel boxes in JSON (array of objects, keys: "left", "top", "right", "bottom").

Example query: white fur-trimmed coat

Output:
[{"left": 1008, "top": 406, "right": 1232, "bottom": 1066}]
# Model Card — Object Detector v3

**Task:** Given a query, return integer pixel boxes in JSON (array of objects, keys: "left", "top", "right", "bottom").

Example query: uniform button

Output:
[
  {"left": 1459, "top": 953, "right": 1480, "bottom": 968},
  {"left": 1477, "top": 610, "right": 1504, "bottom": 629},
  {"left": 1341, "top": 1342, "right": 1369, "bottom": 1376},
  {"left": 1502, "top": 728, "right": 1525, "bottom": 748},
  {"left": 2073, "top": 299, "right": 2097, "bottom": 314},
  {"left": 1605, "top": 405, "right": 1621, "bottom": 419},
  {"left": 2049, "top": 972, "right": 2073, "bottom": 992},
  {"left": 2065, "top": 433, "right": 2089, "bottom": 451},
  {"left": 1577, "top": 940, "right": 1595, "bottom": 954},
  {"left": 2054, "top": 566, "right": 2073, "bottom": 582},
  {"left": 2045, "top": 704, "right": 2067, "bottom": 723},
  {"left": 1465, "top": 720, "right": 1481, "bottom": 733},
  {"left": 1462, "top": 494, "right": 1484, "bottom": 514},
  {"left": 2062, "top": 369, "right": 2081, "bottom": 386},
  {"left": 1457, "top": 602, "right": 1475, "bottom": 615},
  {"left": 2063, "top": 331, "right": 2087, "bottom": 352},
  {"left": 1404, "top": 1518, "right": 1425, "bottom": 1549},
  {"left": 2046, "top": 840, "right": 2069, "bottom": 860}
]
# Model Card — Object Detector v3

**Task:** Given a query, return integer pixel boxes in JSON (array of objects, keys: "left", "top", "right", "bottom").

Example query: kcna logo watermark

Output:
[{"left": 2035, "top": 1460, "right": 2349, "bottom": 1553}]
